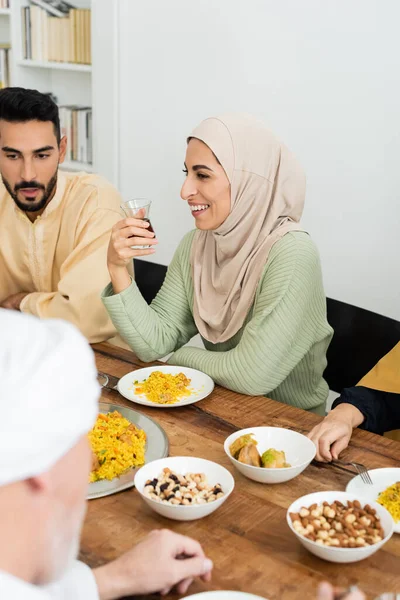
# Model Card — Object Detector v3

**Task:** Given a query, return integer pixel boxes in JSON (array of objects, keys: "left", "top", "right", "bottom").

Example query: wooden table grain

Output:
[{"left": 81, "top": 343, "right": 400, "bottom": 599}]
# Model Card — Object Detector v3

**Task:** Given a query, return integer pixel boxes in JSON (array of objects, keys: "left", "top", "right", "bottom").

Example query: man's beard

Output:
[
  {"left": 2, "top": 170, "right": 58, "bottom": 214},
  {"left": 42, "top": 499, "right": 87, "bottom": 586}
]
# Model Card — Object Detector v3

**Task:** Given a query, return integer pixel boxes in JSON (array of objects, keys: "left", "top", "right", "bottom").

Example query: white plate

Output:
[
  {"left": 117, "top": 365, "right": 214, "bottom": 408},
  {"left": 87, "top": 402, "right": 168, "bottom": 500},
  {"left": 184, "top": 593, "right": 267, "bottom": 599},
  {"left": 346, "top": 468, "right": 400, "bottom": 534}
]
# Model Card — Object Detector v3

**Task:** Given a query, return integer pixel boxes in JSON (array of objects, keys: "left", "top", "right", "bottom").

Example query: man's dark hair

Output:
[{"left": 0, "top": 87, "right": 61, "bottom": 144}]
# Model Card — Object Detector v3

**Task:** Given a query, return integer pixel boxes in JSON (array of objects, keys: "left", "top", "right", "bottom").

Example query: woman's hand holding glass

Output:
[{"left": 107, "top": 217, "right": 158, "bottom": 293}]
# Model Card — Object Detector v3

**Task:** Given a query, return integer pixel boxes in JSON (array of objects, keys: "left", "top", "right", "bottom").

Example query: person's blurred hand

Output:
[
  {"left": 93, "top": 529, "right": 213, "bottom": 599},
  {"left": 317, "top": 582, "right": 366, "bottom": 600},
  {"left": 0, "top": 292, "right": 28, "bottom": 311}
]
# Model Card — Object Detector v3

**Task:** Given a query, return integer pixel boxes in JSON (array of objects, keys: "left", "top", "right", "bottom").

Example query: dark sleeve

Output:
[{"left": 332, "top": 386, "right": 400, "bottom": 435}]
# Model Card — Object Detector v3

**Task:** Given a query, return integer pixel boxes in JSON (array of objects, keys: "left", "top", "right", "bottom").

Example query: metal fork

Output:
[
  {"left": 97, "top": 371, "right": 119, "bottom": 391},
  {"left": 332, "top": 459, "right": 373, "bottom": 485}
]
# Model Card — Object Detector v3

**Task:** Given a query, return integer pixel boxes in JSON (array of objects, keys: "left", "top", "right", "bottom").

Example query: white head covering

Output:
[{"left": 0, "top": 309, "right": 99, "bottom": 487}]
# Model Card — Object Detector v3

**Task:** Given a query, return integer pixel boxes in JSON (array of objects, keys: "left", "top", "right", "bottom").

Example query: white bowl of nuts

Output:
[
  {"left": 134, "top": 456, "right": 235, "bottom": 521},
  {"left": 224, "top": 427, "right": 316, "bottom": 484},
  {"left": 287, "top": 491, "right": 394, "bottom": 563}
]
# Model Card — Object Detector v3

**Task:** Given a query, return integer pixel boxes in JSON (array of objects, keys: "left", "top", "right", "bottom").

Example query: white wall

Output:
[{"left": 113, "top": 0, "right": 399, "bottom": 321}]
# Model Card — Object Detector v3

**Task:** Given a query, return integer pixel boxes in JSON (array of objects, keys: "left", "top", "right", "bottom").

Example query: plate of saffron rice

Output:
[
  {"left": 346, "top": 468, "right": 400, "bottom": 533},
  {"left": 117, "top": 366, "right": 214, "bottom": 408},
  {"left": 87, "top": 402, "right": 168, "bottom": 499}
]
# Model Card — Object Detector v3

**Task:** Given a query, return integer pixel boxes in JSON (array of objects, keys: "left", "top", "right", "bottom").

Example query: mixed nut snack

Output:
[
  {"left": 290, "top": 500, "right": 385, "bottom": 548},
  {"left": 144, "top": 467, "right": 225, "bottom": 505}
]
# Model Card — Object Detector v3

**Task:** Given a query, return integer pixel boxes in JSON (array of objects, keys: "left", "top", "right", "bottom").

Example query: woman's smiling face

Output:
[{"left": 181, "top": 138, "right": 231, "bottom": 231}]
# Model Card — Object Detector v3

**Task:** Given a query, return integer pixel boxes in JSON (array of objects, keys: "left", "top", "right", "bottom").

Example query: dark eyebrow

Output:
[
  {"left": 192, "top": 164, "right": 213, "bottom": 172},
  {"left": 2, "top": 146, "right": 21, "bottom": 154},
  {"left": 34, "top": 146, "right": 55, "bottom": 153},
  {"left": 1, "top": 145, "right": 55, "bottom": 154}
]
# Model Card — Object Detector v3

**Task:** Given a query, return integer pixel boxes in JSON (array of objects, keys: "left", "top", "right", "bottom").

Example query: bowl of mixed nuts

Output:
[
  {"left": 134, "top": 456, "right": 235, "bottom": 521},
  {"left": 287, "top": 491, "right": 394, "bottom": 563}
]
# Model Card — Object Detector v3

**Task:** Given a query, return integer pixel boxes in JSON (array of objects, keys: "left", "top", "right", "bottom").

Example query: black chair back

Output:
[
  {"left": 134, "top": 259, "right": 167, "bottom": 304},
  {"left": 325, "top": 298, "right": 400, "bottom": 392}
]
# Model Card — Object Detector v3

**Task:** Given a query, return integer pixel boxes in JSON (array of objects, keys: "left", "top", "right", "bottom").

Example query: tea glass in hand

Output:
[{"left": 121, "top": 198, "right": 155, "bottom": 249}]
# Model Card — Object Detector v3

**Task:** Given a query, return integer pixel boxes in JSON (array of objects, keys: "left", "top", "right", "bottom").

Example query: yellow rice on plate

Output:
[
  {"left": 134, "top": 371, "right": 192, "bottom": 405},
  {"left": 89, "top": 411, "right": 146, "bottom": 483},
  {"left": 377, "top": 481, "right": 400, "bottom": 522}
]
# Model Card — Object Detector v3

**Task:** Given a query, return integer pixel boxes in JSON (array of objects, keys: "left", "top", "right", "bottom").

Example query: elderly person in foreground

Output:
[{"left": 0, "top": 309, "right": 212, "bottom": 599}]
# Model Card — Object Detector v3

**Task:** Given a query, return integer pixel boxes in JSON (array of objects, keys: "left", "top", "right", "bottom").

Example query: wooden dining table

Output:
[{"left": 81, "top": 342, "right": 400, "bottom": 600}]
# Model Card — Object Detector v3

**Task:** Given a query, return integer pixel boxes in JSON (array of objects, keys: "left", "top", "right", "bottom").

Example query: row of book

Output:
[
  {"left": 59, "top": 106, "right": 93, "bottom": 165},
  {"left": 22, "top": 4, "right": 91, "bottom": 64},
  {"left": 0, "top": 46, "right": 10, "bottom": 89},
  {"left": 0, "top": 0, "right": 10, "bottom": 8}
]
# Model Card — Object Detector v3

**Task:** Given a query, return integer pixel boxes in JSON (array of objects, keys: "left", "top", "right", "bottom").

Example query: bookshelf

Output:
[
  {"left": 62, "top": 159, "right": 93, "bottom": 173},
  {"left": 2, "top": 0, "right": 94, "bottom": 173},
  {"left": 17, "top": 58, "right": 92, "bottom": 72}
]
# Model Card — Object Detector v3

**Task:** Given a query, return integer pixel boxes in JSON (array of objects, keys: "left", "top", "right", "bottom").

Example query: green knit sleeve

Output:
[
  {"left": 170, "top": 233, "right": 329, "bottom": 398},
  {"left": 101, "top": 232, "right": 197, "bottom": 361}
]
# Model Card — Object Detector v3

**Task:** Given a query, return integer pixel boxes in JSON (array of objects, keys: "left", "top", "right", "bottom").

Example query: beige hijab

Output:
[{"left": 190, "top": 113, "right": 306, "bottom": 344}]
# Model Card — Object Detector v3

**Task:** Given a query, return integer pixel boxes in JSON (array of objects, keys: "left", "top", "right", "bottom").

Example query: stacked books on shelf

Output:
[
  {"left": 0, "top": 1, "right": 10, "bottom": 8},
  {"left": 0, "top": 45, "right": 10, "bottom": 88},
  {"left": 59, "top": 106, "right": 92, "bottom": 165},
  {"left": 22, "top": 1, "right": 91, "bottom": 64}
]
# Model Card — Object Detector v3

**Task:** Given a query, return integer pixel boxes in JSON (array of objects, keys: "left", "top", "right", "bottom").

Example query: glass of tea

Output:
[{"left": 121, "top": 198, "right": 155, "bottom": 249}]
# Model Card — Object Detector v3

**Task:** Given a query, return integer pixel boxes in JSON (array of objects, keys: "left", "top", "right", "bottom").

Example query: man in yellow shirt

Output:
[{"left": 0, "top": 86, "right": 128, "bottom": 343}]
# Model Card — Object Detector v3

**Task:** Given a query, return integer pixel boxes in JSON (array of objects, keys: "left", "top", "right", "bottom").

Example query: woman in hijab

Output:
[{"left": 103, "top": 114, "right": 333, "bottom": 413}]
